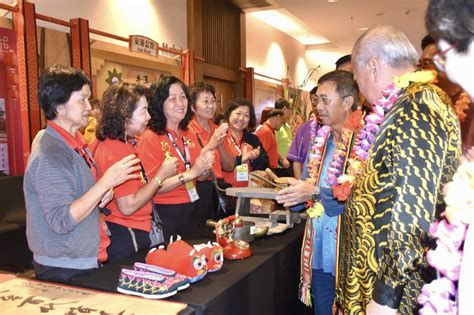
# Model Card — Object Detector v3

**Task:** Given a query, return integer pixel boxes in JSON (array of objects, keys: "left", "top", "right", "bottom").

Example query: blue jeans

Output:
[{"left": 311, "top": 268, "right": 335, "bottom": 315}]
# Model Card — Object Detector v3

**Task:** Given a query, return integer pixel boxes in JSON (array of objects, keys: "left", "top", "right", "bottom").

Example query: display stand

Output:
[{"left": 225, "top": 187, "right": 301, "bottom": 233}]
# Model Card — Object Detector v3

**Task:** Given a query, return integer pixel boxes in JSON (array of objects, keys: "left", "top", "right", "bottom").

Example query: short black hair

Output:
[
  {"left": 38, "top": 64, "right": 91, "bottom": 120},
  {"left": 188, "top": 81, "right": 216, "bottom": 110},
  {"left": 213, "top": 112, "right": 225, "bottom": 125},
  {"left": 317, "top": 70, "right": 359, "bottom": 111},
  {"left": 96, "top": 82, "right": 148, "bottom": 141},
  {"left": 274, "top": 99, "right": 291, "bottom": 110},
  {"left": 309, "top": 86, "right": 318, "bottom": 96},
  {"left": 335, "top": 54, "right": 351, "bottom": 69},
  {"left": 148, "top": 76, "right": 192, "bottom": 134},
  {"left": 267, "top": 109, "right": 284, "bottom": 119},
  {"left": 224, "top": 97, "right": 257, "bottom": 131},
  {"left": 426, "top": 0, "right": 474, "bottom": 54},
  {"left": 421, "top": 34, "right": 436, "bottom": 50}
]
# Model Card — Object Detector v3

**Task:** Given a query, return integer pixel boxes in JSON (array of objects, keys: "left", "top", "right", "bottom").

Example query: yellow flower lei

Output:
[{"left": 393, "top": 70, "right": 437, "bottom": 89}]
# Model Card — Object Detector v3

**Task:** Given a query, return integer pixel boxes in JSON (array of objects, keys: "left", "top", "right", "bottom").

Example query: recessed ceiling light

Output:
[
  {"left": 328, "top": 0, "right": 339, "bottom": 2},
  {"left": 357, "top": 27, "right": 369, "bottom": 31},
  {"left": 250, "top": 9, "right": 330, "bottom": 45}
]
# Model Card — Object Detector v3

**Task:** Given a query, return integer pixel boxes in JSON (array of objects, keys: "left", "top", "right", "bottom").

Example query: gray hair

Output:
[{"left": 352, "top": 25, "right": 418, "bottom": 70}]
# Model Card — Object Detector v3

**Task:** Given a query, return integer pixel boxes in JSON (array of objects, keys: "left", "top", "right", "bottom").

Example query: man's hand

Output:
[{"left": 276, "top": 179, "right": 313, "bottom": 207}]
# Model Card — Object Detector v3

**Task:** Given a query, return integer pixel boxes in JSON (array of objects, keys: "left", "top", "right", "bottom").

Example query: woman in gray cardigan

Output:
[{"left": 24, "top": 65, "right": 140, "bottom": 283}]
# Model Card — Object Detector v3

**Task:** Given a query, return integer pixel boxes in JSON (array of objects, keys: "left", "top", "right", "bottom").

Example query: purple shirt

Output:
[{"left": 288, "top": 119, "right": 320, "bottom": 163}]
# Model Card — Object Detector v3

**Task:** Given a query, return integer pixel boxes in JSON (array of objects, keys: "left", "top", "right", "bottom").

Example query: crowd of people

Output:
[{"left": 24, "top": 0, "right": 472, "bottom": 313}]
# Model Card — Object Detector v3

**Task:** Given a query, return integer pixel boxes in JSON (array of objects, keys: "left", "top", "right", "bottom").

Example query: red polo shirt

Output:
[
  {"left": 221, "top": 130, "right": 255, "bottom": 187},
  {"left": 188, "top": 117, "right": 223, "bottom": 178},
  {"left": 255, "top": 122, "right": 278, "bottom": 168},
  {"left": 93, "top": 138, "right": 152, "bottom": 232},
  {"left": 136, "top": 128, "right": 201, "bottom": 205}
]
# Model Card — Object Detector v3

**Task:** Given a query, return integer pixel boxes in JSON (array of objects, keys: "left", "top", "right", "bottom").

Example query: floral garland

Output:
[
  {"left": 305, "top": 110, "right": 362, "bottom": 218},
  {"left": 454, "top": 91, "right": 471, "bottom": 123},
  {"left": 305, "top": 70, "right": 438, "bottom": 215},
  {"left": 418, "top": 157, "right": 473, "bottom": 314},
  {"left": 333, "top": 70, "right": 438, "bottom": 202}
]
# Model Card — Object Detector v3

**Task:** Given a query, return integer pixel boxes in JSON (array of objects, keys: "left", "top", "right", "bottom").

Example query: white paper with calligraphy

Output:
[
  {"left": 0, "top": 278, "right": 186, "bottom": 314},
  {"left": 129, "top": 35, "right": 158, "bottom": 58}
]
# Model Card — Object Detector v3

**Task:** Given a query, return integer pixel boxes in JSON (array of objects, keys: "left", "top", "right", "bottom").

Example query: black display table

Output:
[{"left": 70, "top": 223, "right": 308, "bottom": 315}]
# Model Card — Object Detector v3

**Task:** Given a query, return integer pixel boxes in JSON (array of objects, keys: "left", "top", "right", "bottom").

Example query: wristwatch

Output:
[{"left": 311, "top": 186, "right": 321, "bottom": 202}]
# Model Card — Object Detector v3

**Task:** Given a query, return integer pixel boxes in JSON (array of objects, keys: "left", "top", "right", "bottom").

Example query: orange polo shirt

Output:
[
  {"left": 188, "top": 117, "right": 223, "bottom": 179},
  {"left": 255, "top": 122, "right": 278, "bottom": 168},
  {"left": 221, "top": 130, "right": 254, "bottom": 188},
  {"left": 136, "top": 128, "right": 201, "bottom": 205},
  {"left": 93, "top": 138, "right": 152, "bottom": 232}
]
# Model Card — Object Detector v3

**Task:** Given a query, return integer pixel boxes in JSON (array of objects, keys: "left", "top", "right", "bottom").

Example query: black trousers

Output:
[
  {"left": 154, "top": 202, "right": 198, "bottom": 241},
  {"left": 273, "top": 161, "right": 294, "bottom": 177},
  {"left": 33, "top": 261, "right": 97, "bottom": 284},
  {"left": 105, "top": 221, "right": 150, "bottom": 264},
  {"left": 195, "top": 180, "right": 218, "bottom": 226}
]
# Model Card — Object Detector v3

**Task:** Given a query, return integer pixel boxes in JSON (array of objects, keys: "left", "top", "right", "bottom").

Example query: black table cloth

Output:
[{"left": 70, "top": 223, "right": 309, "bottom": 315}]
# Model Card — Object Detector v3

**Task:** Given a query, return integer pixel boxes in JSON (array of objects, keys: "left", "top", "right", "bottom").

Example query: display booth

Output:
[{"left": 0, "top": 0, "right": 200, "bottom": 175}]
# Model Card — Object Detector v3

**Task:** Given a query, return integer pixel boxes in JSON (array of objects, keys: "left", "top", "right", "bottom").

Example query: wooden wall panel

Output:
[{"left": 202, "top": 0, "right": 240, "bottom": 70}]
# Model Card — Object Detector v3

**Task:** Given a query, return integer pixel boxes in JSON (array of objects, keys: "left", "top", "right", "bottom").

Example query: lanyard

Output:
[
  {"left": 229, "top": 134, "right": 245, "bottom": 155},
  {"left": 76, "top": 146, "right": 97, "bottom": 173},
  {"left": 167, "top": 132, "right": 191, "bottom": 170}
]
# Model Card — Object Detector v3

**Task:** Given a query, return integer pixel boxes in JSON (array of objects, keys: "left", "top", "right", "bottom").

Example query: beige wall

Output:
[
  {"left": 245, "top": 14, "right": 312, "bottom": 90},
  {"left": 245, "top": 14, "right": 351, "bottom": 90},
  {"left": 29, "top": 0, "right": 187, "bottom": 49}
]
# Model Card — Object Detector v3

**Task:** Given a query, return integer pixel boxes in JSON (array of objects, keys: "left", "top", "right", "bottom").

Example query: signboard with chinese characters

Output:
[
  {"left": 129, "top": 35, "right": 158, "bottom": 58},
  {"left": 0, "top": 278, "right": 187, "bottom": 314}
]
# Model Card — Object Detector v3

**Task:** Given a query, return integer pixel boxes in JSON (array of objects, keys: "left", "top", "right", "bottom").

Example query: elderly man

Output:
[
  {"left": 277, "top": 70, "right": 359, "bottom": 315},
  {"left": 336, "top": 26, "right": 461, "bottom": 314}
]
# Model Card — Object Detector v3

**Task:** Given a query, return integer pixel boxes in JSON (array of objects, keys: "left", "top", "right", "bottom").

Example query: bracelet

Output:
[
  {"left": 178, "top": 173, "right": 185, "bottom": 185},
  {"left": 153, "top": 176, "right": 163, "bottom": 189}
]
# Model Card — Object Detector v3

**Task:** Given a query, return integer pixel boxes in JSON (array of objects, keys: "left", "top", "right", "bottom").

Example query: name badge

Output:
[
  {"left": 235, "top": 164, "right": 249, "bottom": 182},
  {"left": 185, "top": 181, "right": 200, "bottom": 202}
]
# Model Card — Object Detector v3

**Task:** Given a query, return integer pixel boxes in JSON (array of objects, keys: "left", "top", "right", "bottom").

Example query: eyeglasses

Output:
[
  {"left": 314, "top": 95, "right": 348, "bottom": 106},
  {"left": 433, "top": 44, "right": 457, "bottom": 72}
]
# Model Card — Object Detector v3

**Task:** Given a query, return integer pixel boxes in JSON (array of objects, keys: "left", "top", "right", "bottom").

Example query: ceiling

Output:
[{"left": 240, "top": 0, "right": 430, "bottom": 55}]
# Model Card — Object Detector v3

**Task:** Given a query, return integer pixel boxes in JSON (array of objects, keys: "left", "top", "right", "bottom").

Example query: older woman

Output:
[
  {"left": 93, "top": 82, "right": 178, "bottom": 263},
  {"left": 188, "top": 81, "right": 231, "bottom": 224},
  {"left": 137, "top": 76, "right": 214, "bottom": 240},
  {"left": 426, "top": 1, "right": 474, "bottom": 313},
  {"left": 24, "top": 65, "right": 140, "bottom": 283},
  {"left": 221, "top": 98, "right": 269, "bottom": 188}
]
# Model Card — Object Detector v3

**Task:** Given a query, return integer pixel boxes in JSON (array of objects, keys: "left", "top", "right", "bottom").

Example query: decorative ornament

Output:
[
  {"left": 105, "top": 68, "right": 122, "bottom": 85},
  {"left": 160, "top": 141, "right": 173, "bottom": 160}
]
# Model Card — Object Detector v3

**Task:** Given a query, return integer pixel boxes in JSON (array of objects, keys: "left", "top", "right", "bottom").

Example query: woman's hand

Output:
[
  {"left": 242, "top": 146, "right": 261, "bottom": 163},
  {"left": 190, "top": 150, "right": 215, "bottom": 178},
  {"left": 207, "top": 123, "right": 229, "bottom": 150},
  {"left": 156, "top": 157, "right": 179, "bottom": 181},
  {"left": 276, "top": 178, "right": 314, "bottom": 207},
  {"left": 98, "top": 189, "right": 114, "bottom": 208},
  {"left": 101, "top": 154, "right": 141, "bottom": 189},
  {"left": 281, "top": 157, "right": 290, "bottom": 169}
]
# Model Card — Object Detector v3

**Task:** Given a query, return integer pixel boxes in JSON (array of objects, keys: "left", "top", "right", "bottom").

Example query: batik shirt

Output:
[{"left": 336, "top": 83, "right": 461, "bottom": 313}]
